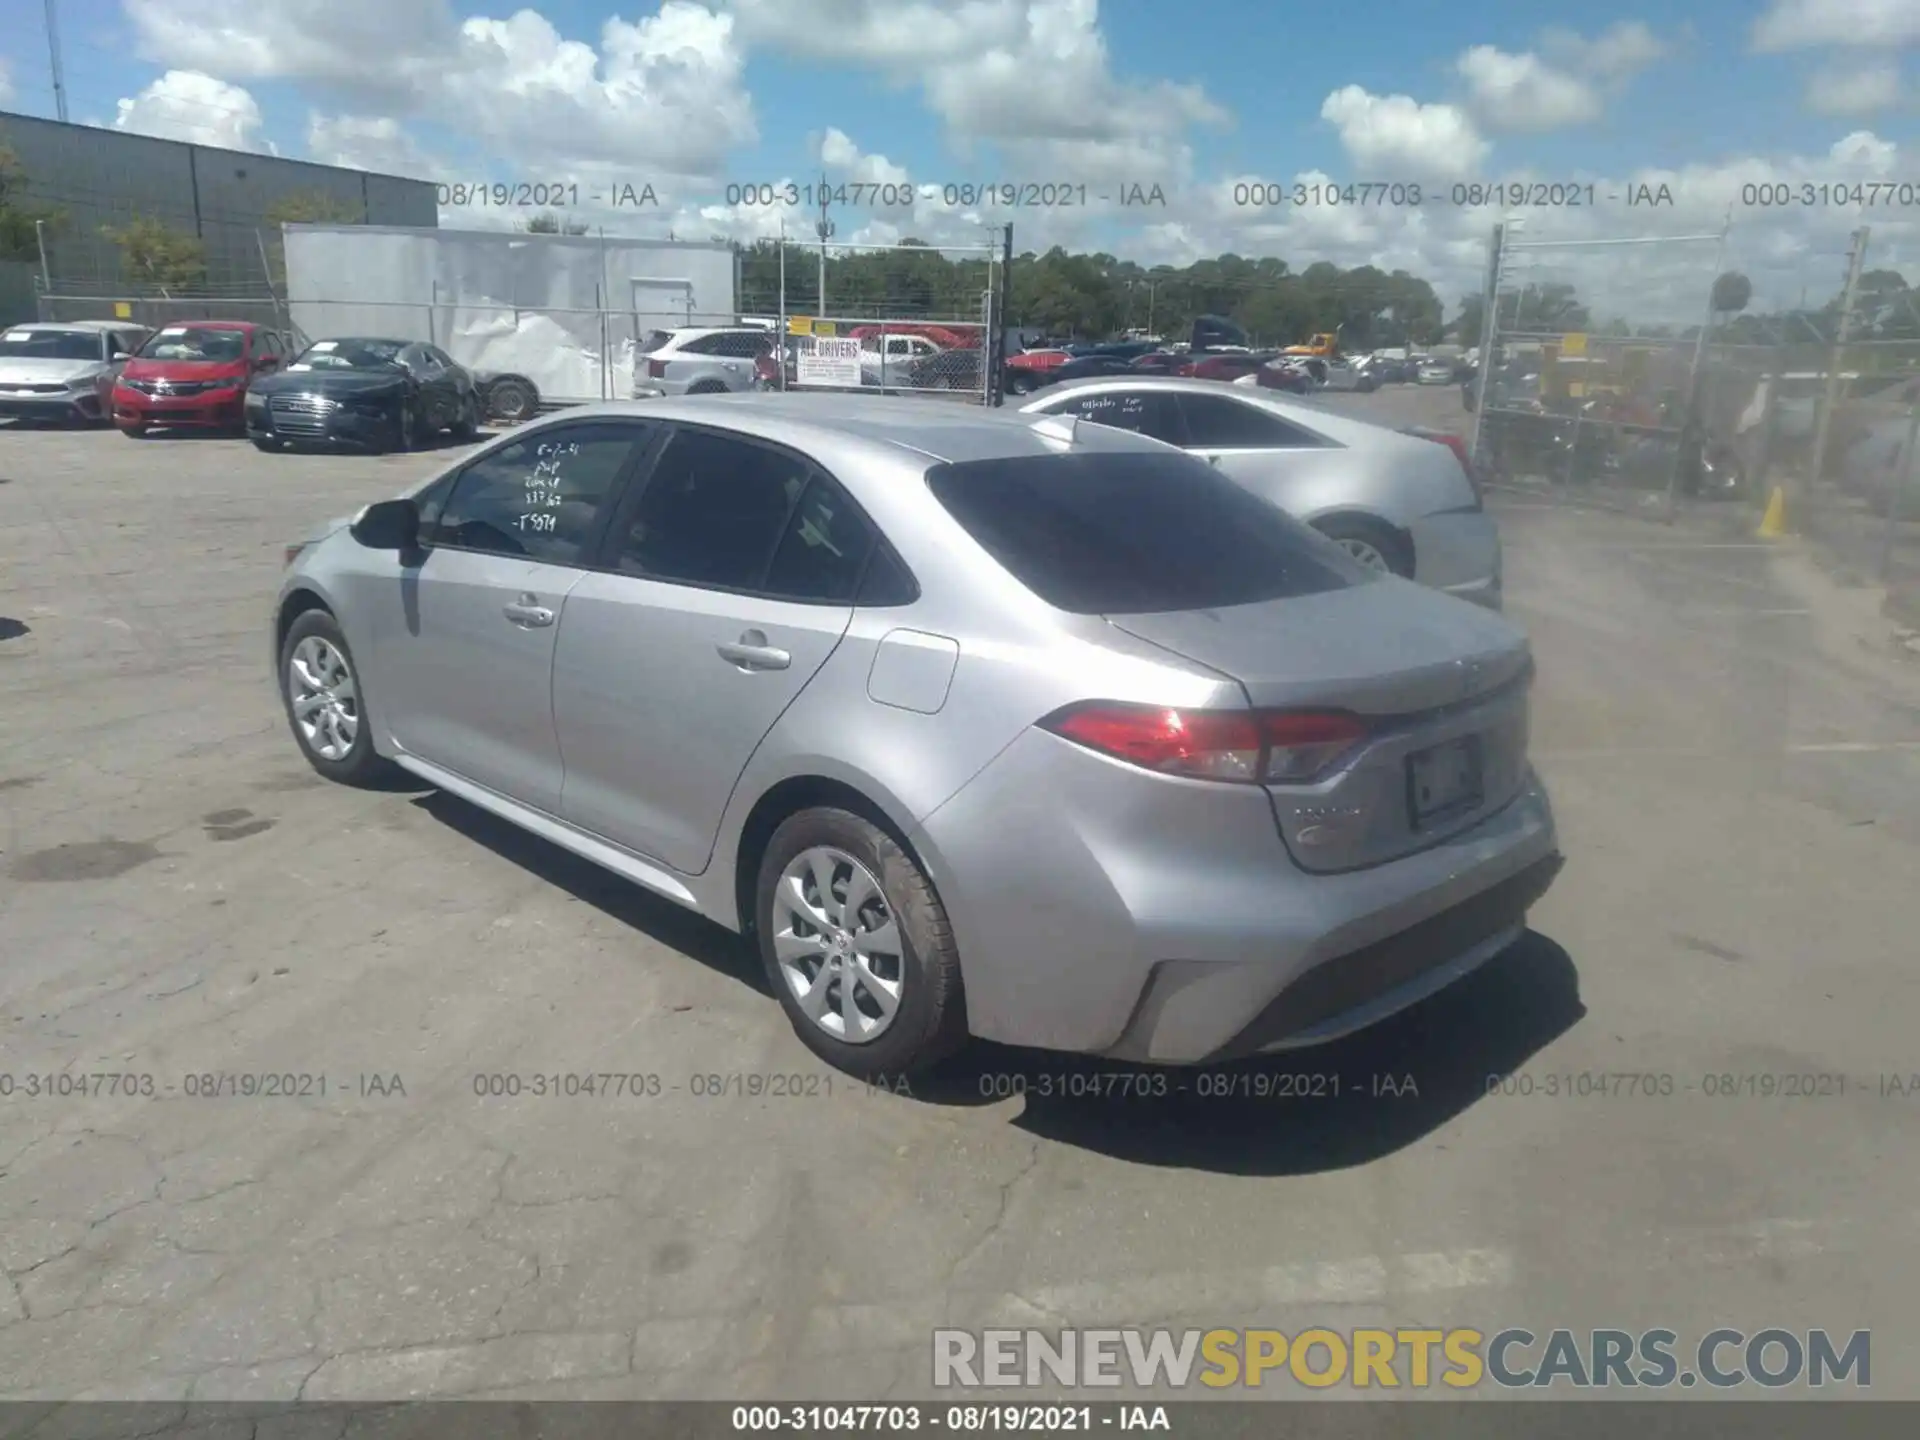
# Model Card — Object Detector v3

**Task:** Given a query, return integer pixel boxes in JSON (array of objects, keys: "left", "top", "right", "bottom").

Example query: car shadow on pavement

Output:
[
  {"left": 952, "top": 933, "right": 1583, "bottom": 1175},
  {"left": 411, "top": 789, "right": 769, "bottom": 993},
  {"left": 410, "top": 789, "right": 1581, "bottom": 1174}
]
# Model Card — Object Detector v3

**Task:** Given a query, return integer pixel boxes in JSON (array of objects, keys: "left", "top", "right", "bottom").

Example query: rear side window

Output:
[
  {"left": 926, "top": 452, "right": 1359, "bottom": 615},
  {"left": 1177, "top": 394, "right": 1323, "bottom": 449}
]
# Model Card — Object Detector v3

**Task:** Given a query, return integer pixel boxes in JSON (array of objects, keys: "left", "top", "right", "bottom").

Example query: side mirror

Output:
[{"left": 351, "top": 498, "right": 421, "bottom": 551}]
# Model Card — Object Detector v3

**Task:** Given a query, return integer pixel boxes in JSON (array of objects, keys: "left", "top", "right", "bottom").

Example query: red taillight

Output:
[
  {"left": 648, "top": 358, "right": 667, "bottom": 379},
  {"left": 1040, "top": 703, "right": 1366, "bottom": 784},
  {"left": 1408, "top": 429, "right": 1483, "bottom": 508}
]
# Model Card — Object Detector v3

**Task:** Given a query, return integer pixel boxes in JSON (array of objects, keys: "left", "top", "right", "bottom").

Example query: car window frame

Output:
[
  {"left": 1174, "top": 391, "right": 1330, "bottom": 450},
  {"left": 415, "top": 419, "right": 664, "bottom": 569},
  {"left": 586, "top": 421, "right": 911, "bottom": 607}
]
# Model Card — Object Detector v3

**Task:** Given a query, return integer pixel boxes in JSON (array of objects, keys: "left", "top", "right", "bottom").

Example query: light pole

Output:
[{"left": 815, "top": 178, "right": 833, "bottom": 320}]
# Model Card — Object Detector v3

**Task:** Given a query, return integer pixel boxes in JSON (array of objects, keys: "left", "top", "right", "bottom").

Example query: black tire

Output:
[
  {"left": 452, "top": 392, "right": 480, "bottom": 439},
  {"left": 1312, "top": 514, "right": 1415, "bottom": 578},
  {"left": 278, "top": 609, "right": 390, "bottom": 787},
  {"left": 251, "top": 436, "right": 281, "bottom": 452},
  {"left": 484, "top": 375, "right": 537, "bottom": 425},
  {"left": 382, "top": 401, "right": 416, "bottom": 454},
  {"left": 687, "top": 380, "right": 729, "bottom": 395},
  {"left": 1005, "top": 371, "right": 1037, "bottom": 396},
  {"left": 754, "top": 807, "right": 968, "bottom": 1078},
  {"left": 122, "top": 423, "right": 148, "bottom": 438}
]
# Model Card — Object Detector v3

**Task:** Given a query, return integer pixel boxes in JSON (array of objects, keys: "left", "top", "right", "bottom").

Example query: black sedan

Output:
[{"left": 246, "top": 338, "right": 481, "bottom": 453}]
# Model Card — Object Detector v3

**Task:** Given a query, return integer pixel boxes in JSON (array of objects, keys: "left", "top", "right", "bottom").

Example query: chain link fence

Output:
[
  {"left": 765, "top": 232, "right": 1008, "bottom": 404},
  {"left": 1468, "top": 226, "right": 1733, "bottom": 517},
  {"left": 34, "top": 280, "right": 291, "bottom": 336}
]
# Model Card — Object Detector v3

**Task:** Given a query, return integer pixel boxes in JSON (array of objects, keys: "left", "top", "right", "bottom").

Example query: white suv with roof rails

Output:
[{"left": 633, "top": 327, "right": 772, "bottom": 398}]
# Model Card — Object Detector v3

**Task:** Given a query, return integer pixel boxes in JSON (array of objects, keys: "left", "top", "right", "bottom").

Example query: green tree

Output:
[
  {"left": 259, "top": 189, "right": 367, "bottom": 286},
  {"left": 524, "top": 212, "right": 590, "bottom": 235},
  {"left": 99, "top": 216, "right": 206, "bottom": 290},
  {"left": 0, "top": 143, "right": 65, "bottom": 264}
]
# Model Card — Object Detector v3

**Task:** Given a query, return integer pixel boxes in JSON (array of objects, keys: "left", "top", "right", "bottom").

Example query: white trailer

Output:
[{"left": 282, "top": 224, "right": 738, "bottom": 411}]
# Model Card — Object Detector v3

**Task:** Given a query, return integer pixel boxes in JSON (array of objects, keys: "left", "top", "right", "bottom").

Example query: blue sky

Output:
[{"left": 0, "top": 0, "right": 1916, "bottom": 309}]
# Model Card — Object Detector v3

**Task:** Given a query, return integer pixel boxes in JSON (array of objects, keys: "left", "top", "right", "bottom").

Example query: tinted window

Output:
[
  {"left": 857, "top": 544, "right": 919, "bottom": 607},
  {"left": 1051, "top": 389, "right": 1184, "bottom": 445},
  {"left": 1177, "top": 393, "right": 1322, "bottom": 449},
  {"left": 138, "top": 326, "right": 248, "bottom": 362},
  {"left": 615, "top": 429, "right": 807, "bottom": 588},
  {"left": 927, "top": 451, "right": 1358, "bottom": 614},
  {"left": 764, "top": 476, "right": 877, "bottom": 603},
  {"left": 429, "top": 423, "right": 646, "bottom": 564}
]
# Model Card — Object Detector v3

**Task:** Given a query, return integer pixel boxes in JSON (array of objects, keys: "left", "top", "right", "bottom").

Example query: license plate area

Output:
[{"left": 1407, "top": 736, "right": 1484, "bottom": 826}]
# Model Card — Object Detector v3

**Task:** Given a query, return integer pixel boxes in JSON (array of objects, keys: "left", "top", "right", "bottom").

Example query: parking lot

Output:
[{"left": 3, "top": 390, "right": 1920, "bottom": 1402}]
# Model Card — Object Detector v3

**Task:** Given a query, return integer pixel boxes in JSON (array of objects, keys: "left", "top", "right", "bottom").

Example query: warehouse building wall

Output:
[{"left": 0, "top": 111, "right": 438, "bottom": 288}]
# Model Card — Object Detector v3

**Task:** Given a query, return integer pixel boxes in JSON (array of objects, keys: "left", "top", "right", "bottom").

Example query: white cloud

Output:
[
  {"left": 1456, "top": 46, "right": 1603, "bottom": 131},
  {"left": 815, "top": 128, "right": 911, "bottom": 187},
  {"left": 306, "top": 114, "right": 436, "bottom": 176},
  {"left": 1320, "top": 86, "right": 1489, "bottom": 176},
  {"left": 1541, "top": 21, "right": 1670, "bottom": 80},
  {"left": 1805, "top": 60, "right": 1903, "bottom": 114},
  {"left": 126, "top": 0, "right": 754, "bottom": 178},
  {"left": 1753, "top": 0, "right": 1920, "bottom": 50},
  {"left": 114, "top": 70, "right": 269, "bottom": 152}
]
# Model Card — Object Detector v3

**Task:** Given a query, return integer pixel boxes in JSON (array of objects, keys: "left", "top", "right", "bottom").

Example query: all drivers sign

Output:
[{"left": 796, "top": 337, "right": 863, "bottom": 387}]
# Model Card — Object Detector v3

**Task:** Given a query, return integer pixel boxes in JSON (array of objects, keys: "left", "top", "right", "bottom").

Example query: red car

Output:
[{"left": 113, "top": 321, "right": 290, "bottom": 436}]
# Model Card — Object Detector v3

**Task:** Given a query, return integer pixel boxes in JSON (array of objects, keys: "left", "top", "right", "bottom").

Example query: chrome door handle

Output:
[
  {"left": 717, "top": 632, "right": 791, "bottom": 671},
  {"left": 503, "top": 597, "right": 555, "bottom": 627}
]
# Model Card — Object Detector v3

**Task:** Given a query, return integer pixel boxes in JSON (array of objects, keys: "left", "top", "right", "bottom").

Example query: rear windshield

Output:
[{"left": 926, "top": 451, "right": 1361, "bottom": 614}]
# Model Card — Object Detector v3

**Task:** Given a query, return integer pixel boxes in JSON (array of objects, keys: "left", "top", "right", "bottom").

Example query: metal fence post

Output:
[
  {"left": 1808, "top": 226, "right": 1869, "bottom": 507},
  {"left": 1882, "top": 400, "right": 1920, "bottom": 583},
  {"left": 1467, "top": 223, "right": 1503, "bottom": 466},
  {"left": 1662, "top": 221, "right": 1731, "bottom": 521},
  {"left": 776, "top": 226, "right": 788, "bottom": 392}
]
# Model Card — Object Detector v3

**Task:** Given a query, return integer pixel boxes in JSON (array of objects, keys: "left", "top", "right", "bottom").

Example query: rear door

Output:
[
  {"left": 552, "top": 426, "right": 876, "bottom": 872},
  {"left": 359, "top": 420, "right": 654, "bottom": 811}
]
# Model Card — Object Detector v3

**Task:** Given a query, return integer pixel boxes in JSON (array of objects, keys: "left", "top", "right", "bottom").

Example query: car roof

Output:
[
  {"left": 312, "top": 336, "right": 413, "bottom": 347},
  {"left": 1022, "top": 374, "right": 1403, "bottom": 444},
  {"left": 664, "top": 326, "right": 760, "bottom": 342},
  {"left": 535, "top": 392, "right": 1175, "bottom": 465}
]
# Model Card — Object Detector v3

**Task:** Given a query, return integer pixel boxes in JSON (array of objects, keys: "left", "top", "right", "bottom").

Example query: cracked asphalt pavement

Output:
[{"left": 2, "top": 396, "right": 1919, "bottom": 1402}]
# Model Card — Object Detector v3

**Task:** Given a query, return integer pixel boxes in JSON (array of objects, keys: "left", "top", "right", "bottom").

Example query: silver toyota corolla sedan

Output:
[
  {"left": 273, "top": 394, "right": 1561, "bottom": 1075},
  {"left": 1021, "top": 377, "right": 1502, "bottom": 607}
]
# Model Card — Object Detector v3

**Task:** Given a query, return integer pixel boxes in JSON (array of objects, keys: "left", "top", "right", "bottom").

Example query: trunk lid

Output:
[{"left": 1108, "top": 580, "right": 1534, "bottom": 872}]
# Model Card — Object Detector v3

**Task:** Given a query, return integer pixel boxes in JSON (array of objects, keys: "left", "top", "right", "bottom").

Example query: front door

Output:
[
  {"left": 363, "top": 421, "right": 652, "bottom": 811},
  {"left": 553, "top": 426, "right": 876, "bottom": 872}
]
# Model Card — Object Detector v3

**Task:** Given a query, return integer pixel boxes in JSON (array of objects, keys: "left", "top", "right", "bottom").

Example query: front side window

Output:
[
  {"left": 613, "top": 429, "right": 809, "bottom": 589},
  {"left": 1049, "top": 389, "right": 1185, "bottom": 445},
  {"left": 428, "top": 423, "right": 649, "bottom": 565}
]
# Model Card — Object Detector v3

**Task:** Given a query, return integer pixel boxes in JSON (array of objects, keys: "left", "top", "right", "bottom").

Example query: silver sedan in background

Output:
[
  {"left": 273, "top": 394, "right": 1558, "bottom": 1075},
  {"left": 1022, "top": 377, "right": 1502, "bottom": 607}
]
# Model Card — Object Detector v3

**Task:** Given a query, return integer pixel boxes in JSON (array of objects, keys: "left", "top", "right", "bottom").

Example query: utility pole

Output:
[
  {"left": 1467, "top": 223, "right": 1505, "bottom": 467},
  {"left": 1807, "top": 226, "right": 1869, "bottom": 506},
  {"left": 815, "top": 177, "right": 833, "bottom": 320},
  {"left": 45, "top": 0, "right": 69, "bottom": 122}
]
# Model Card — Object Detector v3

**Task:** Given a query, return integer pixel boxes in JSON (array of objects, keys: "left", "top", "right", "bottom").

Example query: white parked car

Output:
[
  {"left": 1417, "top": 359, "right": 1455, "bottom": 385},
  {"left": 633, "top": 327, "right": 771, "bottom": 397}
]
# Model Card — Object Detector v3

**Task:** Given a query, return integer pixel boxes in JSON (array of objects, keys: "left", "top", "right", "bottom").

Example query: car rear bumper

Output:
[
  {"left": 913, "top": 727, "right": 1560, "bottom": 1064},
  {"left": 0, "top": 392, "right": 98, "bottom": 421}
]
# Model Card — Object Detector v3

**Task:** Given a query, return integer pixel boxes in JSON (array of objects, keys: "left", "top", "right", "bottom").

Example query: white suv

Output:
[{"left": 633, "top": 328, "right": 771, "bottom": 397}]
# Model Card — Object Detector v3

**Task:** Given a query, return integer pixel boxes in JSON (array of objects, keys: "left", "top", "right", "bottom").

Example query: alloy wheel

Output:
[
  {"left": 771, "top": 846, "right": 905, "bottom": 1044},
  {"left": 1337, "top": 537, "right": 1391, "bottom": 572},
  {"left": 287, "top": 635, "right": 360, "bottom": 761}
]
